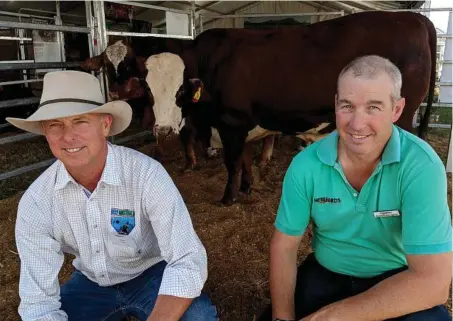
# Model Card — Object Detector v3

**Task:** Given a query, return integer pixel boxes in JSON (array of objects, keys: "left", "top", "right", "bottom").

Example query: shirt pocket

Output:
[{"left": 106, "top": 229, "right": 140, "bottom": 260}]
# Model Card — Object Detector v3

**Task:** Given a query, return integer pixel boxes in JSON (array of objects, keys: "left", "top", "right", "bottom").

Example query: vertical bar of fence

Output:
[
  {"left": 55, "top": 0, "right": 66, "bottom": 68},
  {"left": 85, "top": 0, "right": 96, "bottom": 80}
]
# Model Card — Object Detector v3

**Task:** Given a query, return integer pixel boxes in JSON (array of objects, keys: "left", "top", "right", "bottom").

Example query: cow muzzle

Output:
[{"left": 153, "top": 125, "right": 176, "bottom": 139}]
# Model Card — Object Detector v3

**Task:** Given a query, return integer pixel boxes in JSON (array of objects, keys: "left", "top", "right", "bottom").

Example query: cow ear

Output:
[
  {"left": 189, "top": 78, "right": 203, "bottom": 103},
  {"left": 136, "top": 56, "right": 147, "bottom": 75},
  {"left": 80, "top": 54, "right": 104, "bottom": 71}
]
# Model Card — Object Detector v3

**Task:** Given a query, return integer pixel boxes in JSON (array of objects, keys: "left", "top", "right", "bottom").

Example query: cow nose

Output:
[{"left": 154, "top": 125, "right": 173, "bottom": 138}]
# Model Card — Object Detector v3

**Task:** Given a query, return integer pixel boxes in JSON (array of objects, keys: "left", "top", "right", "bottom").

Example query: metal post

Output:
[
  {"left": 200, "top": 14, "right": 204, "bottom": 33},
  {"left": 85, "top": 0, "right": 95, "bottom": 59},
  {"left": 92, "top": 0, "right": 108, "bottom": 100},
  {"left": 190, "top": 1, "right": 196, "bottom": 38},
  {"left": 55, "top": 0, "right": 66, "bottom": 67},
  {"left": 18, "top": 28, "right": 28, "bottom": 87}
]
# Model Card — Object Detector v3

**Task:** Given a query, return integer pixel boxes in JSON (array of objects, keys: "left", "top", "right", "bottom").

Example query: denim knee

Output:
[{"left": 181, "top": 292, "right": 218, "bottom": 321}]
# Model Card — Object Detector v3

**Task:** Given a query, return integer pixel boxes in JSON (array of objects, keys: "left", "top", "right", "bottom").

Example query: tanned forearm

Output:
[
  {"left": 269, "top": 235, "right": 300, "bottom": 319},
  {"left": 311, "top": 269, "right": 450, "bottom": 321},
  {"left": 147, "top": 295, "right": 193, "bottom": 321}
]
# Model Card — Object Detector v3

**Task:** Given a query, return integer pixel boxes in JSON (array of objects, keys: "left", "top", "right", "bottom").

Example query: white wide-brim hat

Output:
[{"left": 6, "top": 70, "right": 132, "bottom": 136}]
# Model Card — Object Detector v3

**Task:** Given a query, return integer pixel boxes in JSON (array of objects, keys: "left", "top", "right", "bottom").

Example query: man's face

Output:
[
  {"left": 335, "top": 72, "right": 405, "bottom": 157},
  {"left": 41, "top": 113, "right": 113, "bottom": 171}
]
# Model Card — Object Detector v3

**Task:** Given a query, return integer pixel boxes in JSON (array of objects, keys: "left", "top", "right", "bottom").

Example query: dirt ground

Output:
[{"left": 0, "top": 129, "right": 451, "bottom": 321}]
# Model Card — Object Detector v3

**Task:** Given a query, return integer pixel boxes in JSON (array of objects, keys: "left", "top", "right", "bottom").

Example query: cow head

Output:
[
  {"left": 80, "top": 40, "right": 146, "bottom": 101},
  {"left": 145, "top": 52, "right": 187, "bottom": 138}
]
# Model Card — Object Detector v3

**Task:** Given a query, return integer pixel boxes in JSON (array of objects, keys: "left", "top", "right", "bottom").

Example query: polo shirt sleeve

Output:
[
  {"left": 401, "top": 161, "right": 452, "bottom": 255},
  {"left": 275, "top": 156, "right": 312, "bottom": 236}
]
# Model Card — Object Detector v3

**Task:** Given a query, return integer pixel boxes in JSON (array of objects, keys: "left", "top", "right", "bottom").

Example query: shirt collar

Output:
[
  {"left": 55, "top": 142, "right": 122, "bottom": 191},
  {"left": 317, "top": 125, "right": 401, "bottom": 166}
]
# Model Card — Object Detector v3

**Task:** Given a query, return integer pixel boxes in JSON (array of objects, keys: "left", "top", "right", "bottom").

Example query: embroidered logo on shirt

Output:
[
  {"left": 111, "top": 208, "right": 136, "bottom": 235},
  {"left": 314, "top": 197, "right": 341, "bottom": 204}
]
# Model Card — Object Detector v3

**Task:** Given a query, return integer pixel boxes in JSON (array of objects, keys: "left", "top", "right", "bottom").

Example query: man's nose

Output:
[
  {"left": 62, "top": 126, "right": 77, "bottom": 142},
  {"left": 349, "top": 110, "right": 367, "bottom": 131}
]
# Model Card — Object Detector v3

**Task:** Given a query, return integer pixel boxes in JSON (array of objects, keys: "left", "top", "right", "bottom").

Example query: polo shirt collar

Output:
[
  {"left": 317, "top": 125, "right": 401, "bottom": 166},
  {"left": 55, "top": 142, "right": 122, "bottom": 190}
]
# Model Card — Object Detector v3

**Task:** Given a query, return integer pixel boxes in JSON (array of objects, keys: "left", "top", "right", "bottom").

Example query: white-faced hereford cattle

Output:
[
  {"left": 81, "top": 38, "right": 276, "bottom": 171},
  {"left": 81, "top": 11, "right": 437, "bottom": 206}
]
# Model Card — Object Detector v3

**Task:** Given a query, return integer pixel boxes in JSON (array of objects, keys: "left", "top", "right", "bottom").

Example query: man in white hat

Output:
[{"left": 8, "top": 70, "right": 217, "bottom": 321}]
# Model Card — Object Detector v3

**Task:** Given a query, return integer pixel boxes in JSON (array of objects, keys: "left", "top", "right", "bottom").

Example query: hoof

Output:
[
  {"left": 219, "top": 197, "right": 235, "bottom": 207},
  {"left": 181, "top": 166, "right": 195, "bottom": 173},
  {"left": 257, "top": 158, "right": 271, "bottom": 168},
  {"left": 257, "top": 162, "right": 268, "bottom": 169},
  {"left": 239, "top": 186, "right": 252, "bottom": 195}
]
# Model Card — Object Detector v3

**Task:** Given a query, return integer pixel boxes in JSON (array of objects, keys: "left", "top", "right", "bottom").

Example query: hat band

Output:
[{"left": 39, "top": 98, "right": 103, "bottom": 108}]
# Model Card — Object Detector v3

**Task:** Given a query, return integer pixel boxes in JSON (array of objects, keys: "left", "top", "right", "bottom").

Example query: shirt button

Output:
[
  {"left": 96, "top": 249, "right": 100, "bottom": 253},
  {"left": 93, "top": 224, "right": 98, "bottom": 229},
  {"left": 353, "top": 193, "right": 358, "bottom": 197},
  {"left": 100, "top": 274, "right": 105, "bottom": 278}
]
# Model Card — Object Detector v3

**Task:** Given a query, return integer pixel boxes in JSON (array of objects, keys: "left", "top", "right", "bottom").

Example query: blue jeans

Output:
[
  {"left": 258, "top": 253, "right": 450, "bottom": 321},
  {"left": 60, "top": 261, "right": 218, "bottom": 321}
]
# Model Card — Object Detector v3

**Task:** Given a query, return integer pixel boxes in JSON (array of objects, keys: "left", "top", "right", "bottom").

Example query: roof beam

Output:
[
  {"left": 198, "top": 1, "right": 262, "bottom": 29},
  {"left": 340, "top": 1, "right": 376, "bottom": 11},
  {"left": 302, "top": 1, "right": 341, "bottom": 12},
  {"left": 195, "top": 1, "right": 221, "bottom": 12},
  {"left": 317, "top": 1, "right": 356, "bottom": 13},
  {"left": 170, "top": 1, "right": 224, "bottom": 15}
]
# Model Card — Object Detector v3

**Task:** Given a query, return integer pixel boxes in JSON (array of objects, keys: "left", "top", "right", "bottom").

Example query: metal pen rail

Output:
[{"left": 0, "top": 61, "right": 82, "bottom": 71}]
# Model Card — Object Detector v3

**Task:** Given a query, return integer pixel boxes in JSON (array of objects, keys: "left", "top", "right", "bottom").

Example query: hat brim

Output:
[{"left": 6, "top": 100, "right": 132, "bottom": 137}]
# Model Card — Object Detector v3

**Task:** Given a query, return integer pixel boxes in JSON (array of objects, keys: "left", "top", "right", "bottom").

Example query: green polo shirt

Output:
[{"left": 276, "top": 125, "right": 452, "bottom": 277}]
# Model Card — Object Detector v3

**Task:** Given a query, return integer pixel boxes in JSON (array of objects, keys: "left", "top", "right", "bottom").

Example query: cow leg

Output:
[
  {"left": 219, "top": 130, "right": 247, "bottom": 206},
  {"left": 258, "top": 134, "right": 275, "bottom": 168},
  {"left": 179, "top": 126, "right": 197, "bottom": 172},
  {"left": 239, "top": 142, "right": 254, "bottom": 195}
]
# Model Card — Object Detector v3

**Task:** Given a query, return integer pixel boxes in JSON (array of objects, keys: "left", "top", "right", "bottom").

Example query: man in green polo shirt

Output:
[{"left": 260, "top": 55, "right": 452, "bottom": 321}]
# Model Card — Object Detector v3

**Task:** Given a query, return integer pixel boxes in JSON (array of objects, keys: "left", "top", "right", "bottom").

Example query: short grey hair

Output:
[{"left": 337, "top": 55, "right": 403, "bottom": 101}]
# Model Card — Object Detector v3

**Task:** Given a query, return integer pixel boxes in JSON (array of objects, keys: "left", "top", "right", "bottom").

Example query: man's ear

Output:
[
  {"left": 101, "top": 114, "right": 114, "bottom": 136},
  {"left": 392, "top": 97, "right": 405, "bottom": 123},
  {"left": 80, "top": 54, "right": 104, "bottom": 71},
  {"left": 189, "top": 78, "right": 203, "bottom": 103}
]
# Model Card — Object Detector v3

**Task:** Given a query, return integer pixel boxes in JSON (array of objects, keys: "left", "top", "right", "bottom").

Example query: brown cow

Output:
[
  {"left": 145, "top": 11, "right": 437, "bottom": 205},
  {"left": 82, "top": 11, "right": 436, "bottom": 205}
]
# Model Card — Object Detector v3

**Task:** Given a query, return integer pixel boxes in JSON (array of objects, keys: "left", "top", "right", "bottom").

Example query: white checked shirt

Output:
[{"left": 15, "top": 143, "right": 208, "bottom": 321}]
